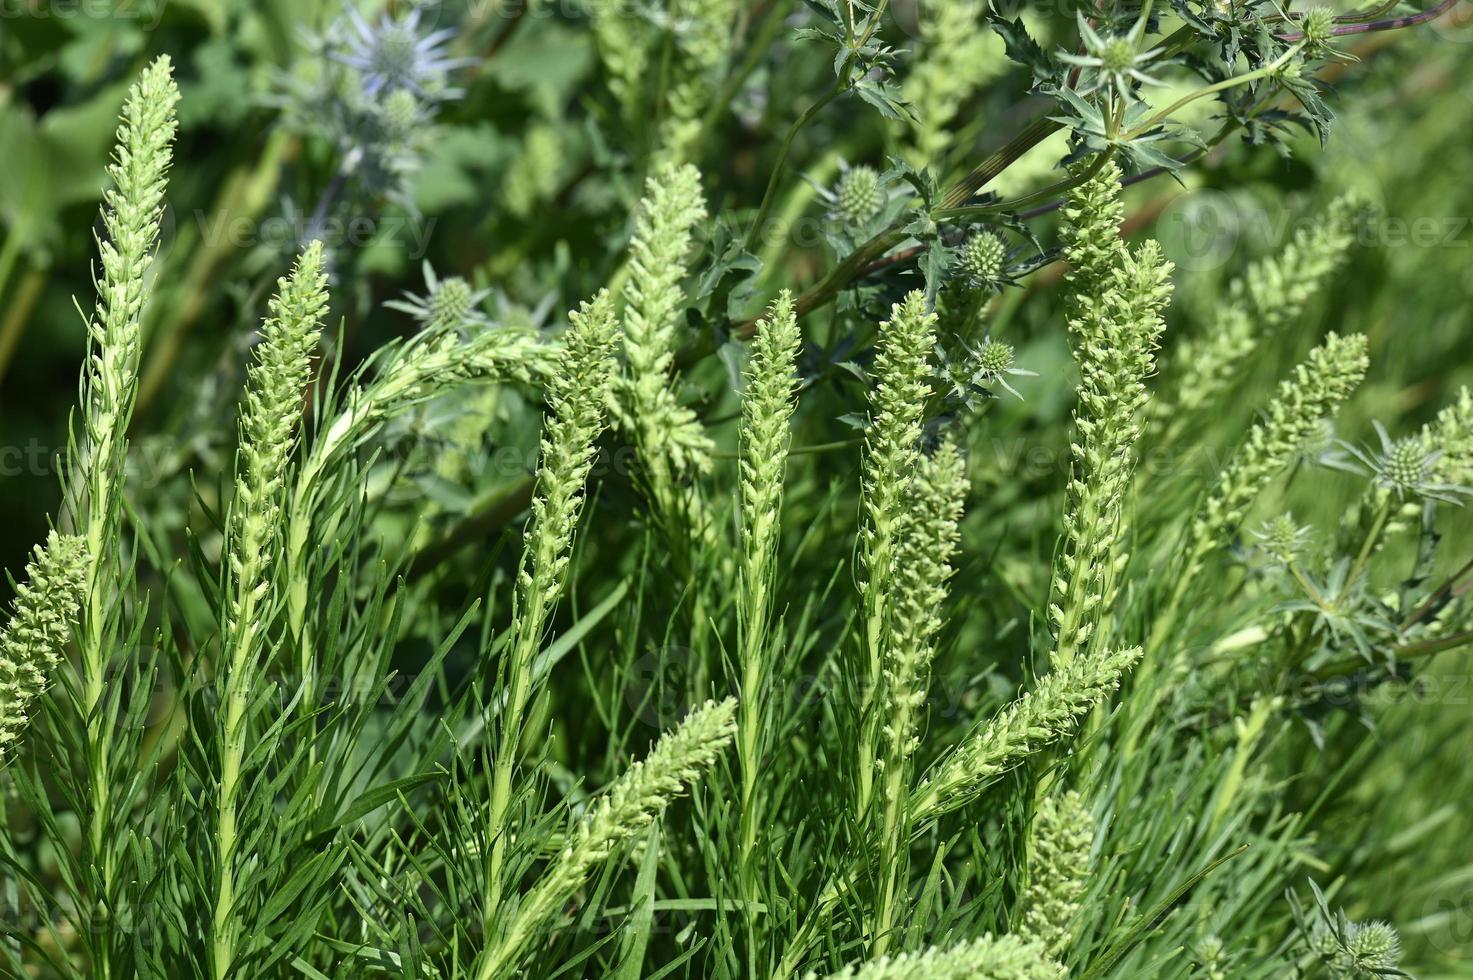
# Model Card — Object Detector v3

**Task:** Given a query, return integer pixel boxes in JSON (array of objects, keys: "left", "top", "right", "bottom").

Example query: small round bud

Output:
[
  {"left": 1256, "top": 513, "right": 1309, "bottom": 568},
  {"left": 956, "top": 232, "right": 1007, "bottom": 289},
  {"left": 429, "top": 276, "right": 476, "bottom": 327},
  {"left": 834, "top": 166, "right": 882, "bottom": 226},
  {"left": 382, "top": 89, "right": 422, "bottom": 138},
  {"left": 1348, "top": 921, "right": 1399, "bottom": 971},
  {"left": 1385, "top": 438, "right": 1428, "bottom": 492},
  {"left": 975, "top": 339, "right": 1014, "bottom": 377},
  {"left": 1301, "top": 7, "right": 1336, "bottom": 50},
  {"left": 1100, "top": 36, "right": 1137, "bottom": 73},
  {"left": 1272, "top": 60, "right": 1305, "bottom": 83}
]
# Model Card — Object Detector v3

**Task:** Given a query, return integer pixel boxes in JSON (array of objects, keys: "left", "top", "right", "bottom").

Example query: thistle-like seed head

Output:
[
  {"left": 1301, "top": 7, "right": 1336, "bottom": 50},
  {"left": 835, "top": 166, "right": 883, "bottom": 226},
  {"left": 1254, "top": 513, "right": 1311, "bottom": 570},
  {"left": 1266, "top": 513, "right": 1301, "bottom": 551},
  {"left": 1347, "top": 921, "right": 1399, "bottom": 970},
  {"left": 430, "top": 275, "right": 476, "bottom": 327},
  {"left": 957, "top": 232, "right": 1007, "bottom": 289},
  {"left": 382, "top": 88, "right": 422, "bottom": 136},
  {"left": 976, "top": 339, "right": 1014, "bottom": 376},
  {"left": 1384, "top": 438, "right": 1427, "bottom": 492}
]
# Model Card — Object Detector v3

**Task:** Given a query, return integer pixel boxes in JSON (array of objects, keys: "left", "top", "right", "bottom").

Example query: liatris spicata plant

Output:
[
  {"left": 911, "top": 646, "right": 1143, "bottom": 821},
  {"left": 1050, "top": 162, "right": 1172, "bottom": 668},
  {"left": 811, "top": 934, "right": 1065, "bottom": 980},
  {"left": 734, "top": 291, "right": 801, "bottom": 931},
  {"left": 0, "top": 533, "right": 87, "bottom": 755},
  {"left": 475, "top": 697, "right": 737, "bottom": 980},
  {"left": 901, "top": 0, "right": 1000, "bottom": 166},
  {"left": 1018, "top": 789, "right": 1095, "bottom": 958},
  {"left": 1158, "top": 194, "right": 1362, "bottom": 432},
  {"left": 211, "top": 241, "right": 329, "bottom": 980},
  {"left": 1426, "top": 386, "right": 1473, "bottom": 483},
  {"left": 871, "top": 439, "right": 967, "bottom": 954},
  {"left": 1190, "top": 332, "right": 1370, "bottom": 554},
  {"left": 853, "top": 290, "right": 937, "bottom": 817},
  {"left": 616, "top": 163, "right": 713, "bottom": 504},
  {"left": 58, "top": 53, "right": 178, "bottom": 952},
  {"left": 482, "top": 290, "right": 621, "bottom": 927}
]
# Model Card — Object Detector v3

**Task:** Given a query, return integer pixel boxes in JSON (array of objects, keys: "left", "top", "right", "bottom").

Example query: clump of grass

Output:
[{"left": 2, "top": 11, "right": 1469, "bottom": 980}]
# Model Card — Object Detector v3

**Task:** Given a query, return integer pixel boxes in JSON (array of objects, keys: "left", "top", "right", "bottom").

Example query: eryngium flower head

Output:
[
  {"left": 1252, "top": 513, "right": 1312, "bottom": 570},
  {"left": 386, "top": 260, "right": 491, "bottom": 331},
  {"left": 1340, "top": 419, "right": 1471, "bottom": 505},
  {"left": 0, "top": 533, "right": 88, "bottom": 753},
  {"left": 944, "top": 338, "right": 1038, "bottom": 407},
  {"left": 1346, "top": 921, "right": 1400, "bottom": 972},
  {"left": 1300, "top": 7, "right": 1337, "bottom": 53},
  {"left": 955, "top": 232, "right": 1007, "bottom": 290},
  {"left": 1310, "top": 915, "right": 1403, "bottom": 978},
  {"left": 1058, "top": 13, "right": 1165, "bottom": 99},
  {"left": 833, "top": 165, "right": 883, "bottom": 226},
  {"left": 336, "top": 5, "right": 470, "bottom": 101}
]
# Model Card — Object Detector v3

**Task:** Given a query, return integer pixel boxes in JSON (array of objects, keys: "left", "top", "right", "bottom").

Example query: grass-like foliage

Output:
[{"left": 1, "top": 3, "right": 1471, "bottom": 979}]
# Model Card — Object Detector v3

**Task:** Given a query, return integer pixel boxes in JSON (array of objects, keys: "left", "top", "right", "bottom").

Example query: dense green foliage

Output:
[{"left": 2, "top": 1, "right": 1472, "bottom": 978}]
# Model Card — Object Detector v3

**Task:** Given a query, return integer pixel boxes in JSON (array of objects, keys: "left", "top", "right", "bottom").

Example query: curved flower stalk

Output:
[
  {"left": 734, "top": 292, "right": 802, "bottom": 936},
  {"left": 854, "top": 290, "right": 938, "bottom": 817},
  {"left": 481, "top": 292, "right": 621, "bottom": 931},
  {"left": 212, "top": 243, "right": 330, "bottom": 980},
  {"left": 872, "top": 439, "right": 967, "bottom": 955},
  {"left": 1051, "top": 162, "right": 1172, "bottom": 669},
  {"left": 810, "top": 934, "right": 1064, "bottom": 980},
  {"left": 1140, "top": 332, "right": 1369, "bottom": 669},
  {"left": 615, "top": 163, "right": 713, "bottom": 512},
  {"left": 1157, "top": 194, "right": 1361, "bottom": 432},
  {"left": 1188, "top": 332, "right": 1369, "bottom": 561},
  {"left": 777, "top": 631, "right": 1124, "bottom": 978},
  {"left": 63, "top": 52, "right": 179, "bottom": 920},
  {"left": 1018, "top": 789, "right": 1095, "bottom": 958},
  {"left": 285, "top": 323, "right": 556, "bottom": 694},
  {"left": 474, "top": 698, "right": 737, "bottom": 980},
  {"left": 911, "top": 646, "right": 1142, "bottom": 822},
  {"left": 0, "top": 533, "right": 88, "bottom": 756}
]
